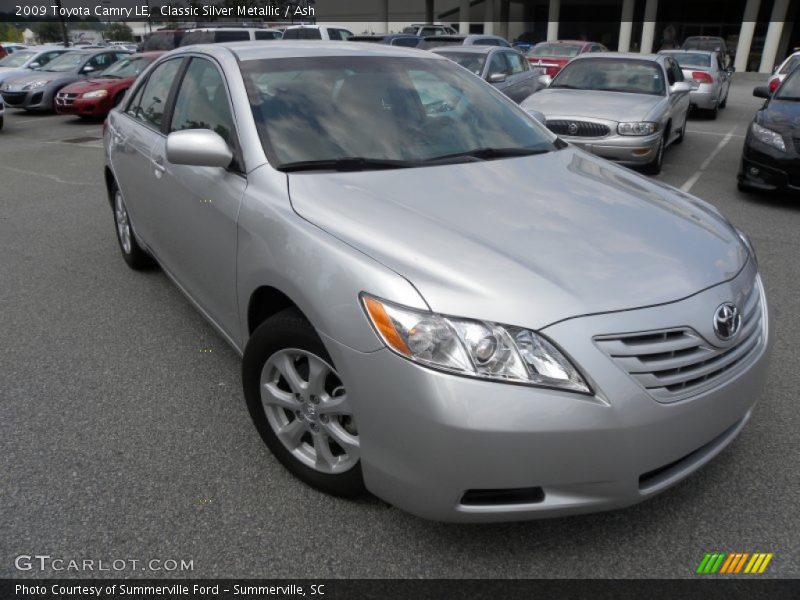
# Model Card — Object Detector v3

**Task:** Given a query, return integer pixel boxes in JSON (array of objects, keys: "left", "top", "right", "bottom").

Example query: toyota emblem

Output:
[{"left": 713, "top": 302, "right": 742, "bottom": 341}]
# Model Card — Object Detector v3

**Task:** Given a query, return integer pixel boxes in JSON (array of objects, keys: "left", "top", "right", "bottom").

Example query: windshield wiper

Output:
[
  {"left": 422, "top": 147, "right": 553, "bottom": 164},
  {"left": 550, "top": 84, "right": 583, "bottom": 90},
  {"left": 279, "top": 157, "right": 418, "bottom": 173}
]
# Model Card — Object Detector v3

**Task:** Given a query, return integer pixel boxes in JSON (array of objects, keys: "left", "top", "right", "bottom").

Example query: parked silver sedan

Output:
[
  {"left": 432, "top": 45, "right": 545, "bottom": 103},
  {"left": 659, "top": 49, "right": 732, "bottom": 117},
  {"left": 521, "top": 52, "right": 692, "bottom": 174},
  {"left": 105, "top": 42, "right": 768, "bottom": 522}
]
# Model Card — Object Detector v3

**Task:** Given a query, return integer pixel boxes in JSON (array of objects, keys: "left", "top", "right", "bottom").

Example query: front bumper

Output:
[
  {"left": 55, "top": 91, "right": 112, "bottom": 117},
  {"left": 322, "top": 264, "right": 769, "bottom": 522},
  {"left": 738, "top": 134, "right": 800, "bottom": 193},
  {"left": 564, "top": 131, "right": 662, "bottom": 165},
  {"left": 0, "top": 87, "right": 54, "bottom": 111}
]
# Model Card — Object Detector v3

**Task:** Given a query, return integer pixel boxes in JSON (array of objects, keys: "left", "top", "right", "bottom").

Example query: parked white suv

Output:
[
  {"left": 179, "top": 27, "right": 282, "bottom": 46},
  {"left": 282, "top": 25, "right": 353, "bottom": 40}
]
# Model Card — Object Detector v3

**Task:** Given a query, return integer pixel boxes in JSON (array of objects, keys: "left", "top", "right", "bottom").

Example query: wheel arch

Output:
[{"left": 247, "top": 285, "right": 304, "bottom": 336}]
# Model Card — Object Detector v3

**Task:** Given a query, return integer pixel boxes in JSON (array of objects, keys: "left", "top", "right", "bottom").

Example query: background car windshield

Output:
[
  {"left": 775, "top": 68, "right": 800, "bottom": 100},
  {"left": 100, "top": 56, "right": 150, "bottom": 78},
  {"left": 779, "top": 56, "right": 800, "bottom": 74},
  {"left": 672, "top": 53, "right": 711, "bottom": 68},
  {"left": 240, "top": 56, "right": 555, "bottom": 166},
  {"left": 43, "top": 52, "right": 84, "bottom": 72},
  {"left": 0, "top": 50, "right": 35, "bottom": 67},
  {"left": 440, "top": 52, "right": 487, "bottom": 76},
  {"left": 528, "top": 43, "right": 581, "bottom": 57},
  {"left": 684, "top": 40, "right": 722, "bottom": 52},
  {"left": 551, "top": 58, "right": 665, "bottom": 95}
]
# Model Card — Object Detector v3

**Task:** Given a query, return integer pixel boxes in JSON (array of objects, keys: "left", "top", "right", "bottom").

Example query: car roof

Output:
[
  {"left": 432, "top": 46, "right": 498, "bottom": 55},
  {"left": 660, "top": 49, "right": 716, "bottom": 55},
  {"left": 534, "top": 40, "right": 589, "bottom": 45},
  {"left": 349, "top": 34, "right": 419, "bottom": 41},
  {"left": 572, "top": 51, "right": 662, "bottom": 62},
  {"left": 194, "top": 40, "right": 442, "bottom": 61}
]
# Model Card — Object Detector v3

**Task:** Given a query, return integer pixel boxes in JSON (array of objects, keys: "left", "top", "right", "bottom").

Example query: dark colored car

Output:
[
  {"left": 512, "top": 31, "right": 539, "bottom": 52},
  {"left": 0, "top": 48, "right": 130, "bottom": 112},
  {"left": 349, "top": 34, "right": 422, "bottom": 48},
  {"left": 55, "top": 52, "right": 163, "bottom": 119},
  {"left": 433, "top": 46, "right": 545, "bottom": 103},
  {"left": 142, "top": 29, "right": 186, "bottom": 52},
  {"left": 738, "top": 67, "right": 800, "bottom": 194},
  {"left": 525, "top": 40, "right": 607, "bottom": 77}
]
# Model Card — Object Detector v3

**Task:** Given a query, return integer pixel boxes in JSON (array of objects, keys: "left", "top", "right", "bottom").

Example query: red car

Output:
[
  {"left": 55, "top": 52, "right": 163, "bottom": 119},
  {"left": 525, "top": 40, "right": 607, "bottom": 77}
]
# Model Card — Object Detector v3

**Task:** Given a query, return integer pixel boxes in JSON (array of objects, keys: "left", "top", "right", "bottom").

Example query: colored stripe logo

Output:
[{"left": 696, "top": 552, "right": 773, "bottom": 574}]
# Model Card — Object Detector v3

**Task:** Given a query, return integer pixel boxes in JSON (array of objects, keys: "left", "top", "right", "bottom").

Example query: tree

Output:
[
  {"left": 35, "top": 22, "right": 64, "bottom": 43},
  {"left": 0, "top": 23, "right": 21, "bottom": 42},
  {"left": 105, "top": 22, "right": 133, "bottom": 42}
]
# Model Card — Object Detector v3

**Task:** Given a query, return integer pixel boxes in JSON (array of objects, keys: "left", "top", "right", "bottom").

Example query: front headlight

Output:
[
  {"left": 22, "top": 80, "right": 47, "bottom": 91},
  {"left": 362, "top": 295, "right": 591, "bottom": 394},
  {"left": 82, "top": 89, "right": 108, "bottom": 99},
  {"left": 750, "top": 122, "right": 786, "bottom": 152},
  {"left": 617, "top": 121, "right": 660, "bottom": 136}
]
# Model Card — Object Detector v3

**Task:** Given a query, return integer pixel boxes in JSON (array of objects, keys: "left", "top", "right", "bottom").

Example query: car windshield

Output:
[
  {"left": 41, "top": 52, "right": 85, "bottom": 72},
  {"left": 775, "top": 68, "right": 800, "bottom": 100},
  {"left": 671, "top": 52, "right": 711, "bottom": 68},
  {"left": 683, "top": 40, "right": 723, "bottom": 52},
  {"left": 437, "top": 52, "right": 487, "bottom": 76},
  {"left": 0, "top": 50, "right": 35, "bottom": 67},
  {"left": 779, "top": 55, "right": 800, "bottom": 74},
  {"left": 527, "top": 43, "right": 582, "bottom": 58},
  {"left": 99, "top": 56, "right": 151, "bottom": 78},
  {"left": 551, "top": 58, "right": 666, "bottom": 95},
  {"left": 240, "top": 56, "right": 557, "bottom": 170}
]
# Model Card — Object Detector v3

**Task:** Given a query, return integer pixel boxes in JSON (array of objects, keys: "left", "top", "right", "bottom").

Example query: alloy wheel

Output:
[
  {"left": 260, "top": 348, "right": 359, "bottom": 475},
  {"left": 114, "top": 191, "right": 132, "bottom": 254}
]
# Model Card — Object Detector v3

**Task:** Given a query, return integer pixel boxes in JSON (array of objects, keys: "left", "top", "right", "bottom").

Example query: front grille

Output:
[
  {"left": 56, "top": 92, "right": 78, "bottom": 107},
  {"left": 2, "top": 91, "right": 26, "bottom": 106},
  {"left": 460, "top": 487, "right": 545, "bottom": 506},
  {"left": 546, "top": 120, "right": 610, "bottom": 137},
  {"left": 595, "top": 279, "right": 765, "bottom": 402}
]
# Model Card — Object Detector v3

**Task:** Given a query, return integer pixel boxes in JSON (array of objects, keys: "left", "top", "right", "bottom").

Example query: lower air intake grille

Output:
[{"left": 460, "top": 487, "right": 545, "bottom": 506}]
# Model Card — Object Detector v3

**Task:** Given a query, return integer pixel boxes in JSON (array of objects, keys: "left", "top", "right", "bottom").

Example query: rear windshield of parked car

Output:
[
  {"left": 437, "top": 52, "right": 487, "bottom": 76},
  {"left": 240, "top": 56, "right": 557, "bottom": 168},
  {"left": 683, "top": 40, "right": 723, "bottom": 52},
  {"left": 779, "top": 55, "right": 800, "bottom": 74},
  {"left": 527, "top": 43, "right": 582, "bottom": 58},
  {"left": 283, "top": 28, "right": 322, "bottom": 40},
  {"left": 671, "top": 52, "right": 711, "bottom": 68},
  {"left": 552, "top": 58, "right": 666, "bottom": 95}
]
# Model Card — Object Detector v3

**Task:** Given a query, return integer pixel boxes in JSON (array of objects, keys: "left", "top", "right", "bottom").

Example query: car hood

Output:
[
  {"left": 760, "top": 99, "right": 800, "bottom": 135},
  {"left": 3, "top": 70, "right": 78, "bottom": 88},
  {"left": 288, "top": 148, "right": 747, "bottom": 330},
  {"left": 61, "top": 77, "right": 131, "bottom": 93},
  {"left": 521, "top": 88, "right": 663, "bottom": 122}
]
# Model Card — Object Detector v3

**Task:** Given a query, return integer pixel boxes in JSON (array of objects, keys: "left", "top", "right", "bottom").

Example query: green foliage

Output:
[
  {"left": 0, "top": 23, "right": 22, "bottom": 42},
  {"left": 35, "top": 22, "right": 63, "bottom": 43},
  {"left": 106, "top": 22, "right": 134, "bottom": 42}
]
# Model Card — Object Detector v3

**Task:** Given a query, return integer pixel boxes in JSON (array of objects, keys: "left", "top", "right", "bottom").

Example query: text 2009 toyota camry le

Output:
[{"left": 104, "top": 42, "right": 769, "bottom": 522}]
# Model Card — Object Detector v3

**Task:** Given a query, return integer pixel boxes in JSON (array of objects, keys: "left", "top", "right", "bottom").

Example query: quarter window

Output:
[
  {"left": 170, "top": 58, "right": 236, "bottom": 147},
  {"left": 505, "top": 52, "right": 527, "bottom": 74},
  {"left": 129, "top": 58, "right": 182, "bottom": 129}
]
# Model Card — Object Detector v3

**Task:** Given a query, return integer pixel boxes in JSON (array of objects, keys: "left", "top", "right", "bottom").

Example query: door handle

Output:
[{"left": 151, "top": 157, "right": 166, "bottom": 178}]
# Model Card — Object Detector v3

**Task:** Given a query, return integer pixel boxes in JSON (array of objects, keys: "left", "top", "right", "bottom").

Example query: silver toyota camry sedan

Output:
[{"left": 104, "top": 42, "right": 769, "bottom": 522}]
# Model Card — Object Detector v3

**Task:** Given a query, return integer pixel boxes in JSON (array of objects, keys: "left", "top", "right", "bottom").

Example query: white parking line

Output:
[
  {"left": 685, "top": 129, "right": 746, "bottom": 138},
  {"left": 680, "top": 126, "right": 738, "bottom": 193}
]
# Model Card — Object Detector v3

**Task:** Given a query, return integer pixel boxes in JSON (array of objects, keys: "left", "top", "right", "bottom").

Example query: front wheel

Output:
[
  {"left": 642, "top": 134, "right": 665, "bottom": 175},
  {"left": 111, "top": 183, "right": 154, "bottom": 270},
  {"left": 243, "top": 308, "right": 365, "bottom": 498}
]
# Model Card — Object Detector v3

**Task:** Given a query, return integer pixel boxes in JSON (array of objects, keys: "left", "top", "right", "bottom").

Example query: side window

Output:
[
  {"left": 665, "top": 61, "right": 676, "bottom": 85},
  {"left": 86, "top": 53, "right": 113, "bottom": 72},
  {"left": 170, "top": 58, "right": 236, "bottom": 148},
  {"left": 392, "top": 37, "right": 419, "bottom": 48},
  {"left": 39, "top": 51, "right": 61, "bottom": 66},
  {"left": 590, "top": 45, "right": 604, "bottom": 52},
  {"left": 131, "top": 58, "right": 182, "bottom": 130},
  {"left": 217, "top": 31, "right": 250, "bottom": 43},
  {"left": 505, "top": 52, "right": 527, "bottom": 74},
  {"left": 487, "top": 52, "right": 510, "bottom": 77},
  {"left": 670, "top": 59, "right": 684, "bottom": 82},
  {"left": 115, "top": 52, "right": 129, "bottom": 62},
  {"left": 255, "top": 31, "right": 279, "bottom": 40}
]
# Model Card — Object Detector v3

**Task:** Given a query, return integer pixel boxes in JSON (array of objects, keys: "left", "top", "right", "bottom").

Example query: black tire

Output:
[
  {"left": 110, "top": 181, "right": 154, "bottom": 270},
  {"left": 642, "top": 133, "right": 665, "bottom": 175},
  {"left": 708, "top": 102, "right": 719, "bottom": 119},
  {"left": 243, "top": 307, "right": 366, "bottom": 498}
]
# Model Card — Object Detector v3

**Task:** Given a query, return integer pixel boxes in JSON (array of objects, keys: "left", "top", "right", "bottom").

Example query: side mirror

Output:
[
  {"left": 82, "top": 65, "right": 95, "bottom": 74},
  {"left": 753, "top": 85, "right": 771, "bottom": 99},
  {"left": 526, "top": 109, "right": 546, "bottom": 124},
  {"left": 488, "top": 72, "right": 507, "bottom": 83},
  {"left": 537, "top": 74, "right": 552, "bottom": 87},
  {"left": 166, "top": 129, "right": 233, "bottom": 168},
  {"left": 670, "top": 81, "right": 693, "bottom": 94},
  {"left": 28, "top": 61, "right": 40, "bottom": 69}
]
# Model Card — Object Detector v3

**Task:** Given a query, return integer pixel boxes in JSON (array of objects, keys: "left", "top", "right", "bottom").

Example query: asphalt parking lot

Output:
[{"left": 1, "top": 73, "right": 798, "bottom": 579}]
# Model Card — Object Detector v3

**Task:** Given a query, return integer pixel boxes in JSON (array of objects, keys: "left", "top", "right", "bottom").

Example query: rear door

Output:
[
  {"left": 148, "top": 56, "right": 246, "bottom": 337},
  {"left": 501, "top": 50, "right": 538, "bottom": 102}
]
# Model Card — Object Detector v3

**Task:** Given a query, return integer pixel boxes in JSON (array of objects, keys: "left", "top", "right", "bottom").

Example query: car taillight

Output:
[
  {"left": 691, "top": 71, "right": 714, "bottom": 84},
  {"left": 768, "top": 77, "right": 780, "bottom": 93}
]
